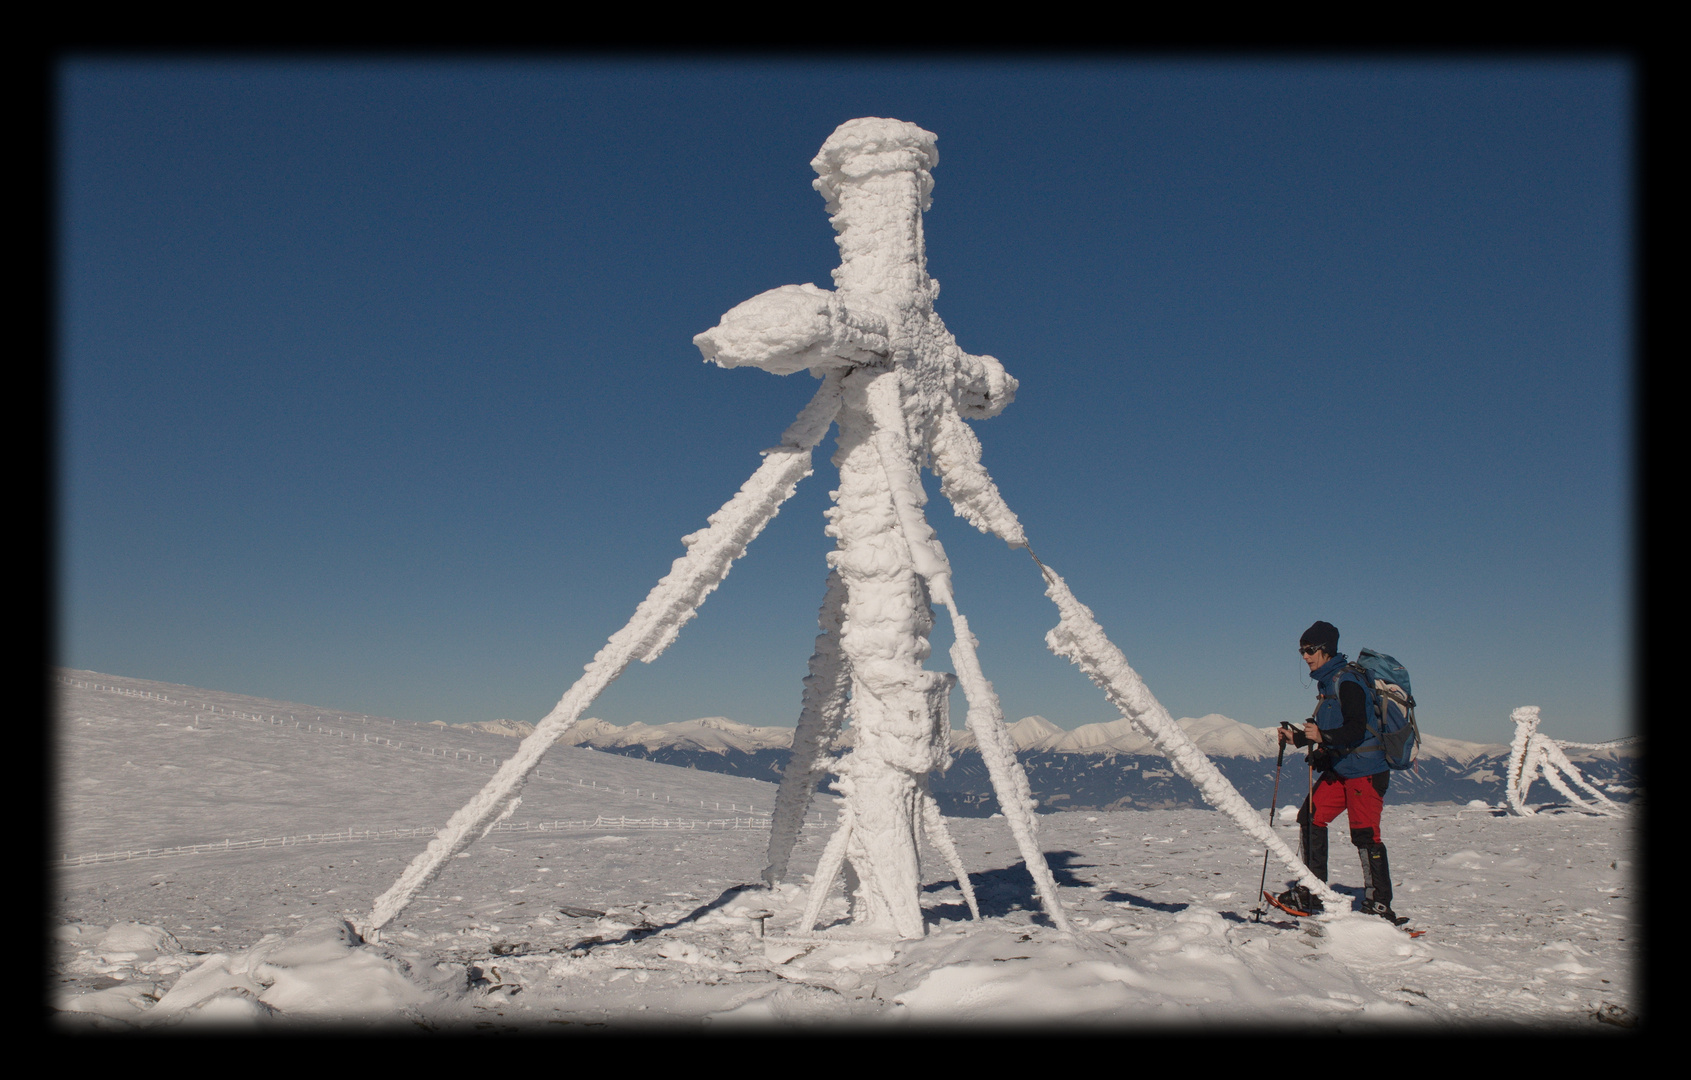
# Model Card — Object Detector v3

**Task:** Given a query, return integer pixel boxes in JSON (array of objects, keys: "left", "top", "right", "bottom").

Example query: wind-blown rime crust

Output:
[{"left": 810, "top": 117, "right": 938, "bottom": 216}]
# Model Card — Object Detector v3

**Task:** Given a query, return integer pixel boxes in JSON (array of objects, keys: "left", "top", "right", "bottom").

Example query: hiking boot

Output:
[
  {"left": 1356, "top": 841, "right": 1393, "bottom": 909},
  {"left": 1273, "top": 885, "right": 1325, "bottom": 916},
  {"left": 1362, "top": 899, "right": 1407, "bottom": 925}
]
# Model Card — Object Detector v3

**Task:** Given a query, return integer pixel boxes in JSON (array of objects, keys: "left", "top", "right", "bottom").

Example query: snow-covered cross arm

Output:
[{"left": 693, "top": 282, "right": 891, "bottom": 377}]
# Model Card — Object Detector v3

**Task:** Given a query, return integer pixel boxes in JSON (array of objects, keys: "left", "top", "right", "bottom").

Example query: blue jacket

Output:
[{"left": 1312, "top": 654, "right": 1386, "bottom": 779}]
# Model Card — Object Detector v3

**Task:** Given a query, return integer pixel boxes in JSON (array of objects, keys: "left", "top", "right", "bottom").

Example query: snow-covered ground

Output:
[{"left": 51, "top": 670, "right": 1639, "bottom": 1031}]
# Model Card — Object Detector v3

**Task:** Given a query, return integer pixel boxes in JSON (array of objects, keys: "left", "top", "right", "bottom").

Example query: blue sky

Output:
[{"left": 58, "top": 59, "right": 1631, "bottom": 745}]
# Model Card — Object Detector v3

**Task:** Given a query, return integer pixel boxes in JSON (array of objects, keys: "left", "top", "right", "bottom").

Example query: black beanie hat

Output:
[{"left": 1300, "top": 621, "right": 1339, "bottom": 654}]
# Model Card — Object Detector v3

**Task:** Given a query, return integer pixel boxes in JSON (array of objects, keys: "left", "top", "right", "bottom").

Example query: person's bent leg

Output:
[{"left": 1347, "top": 773, "right": 1398, "bottom": 918}]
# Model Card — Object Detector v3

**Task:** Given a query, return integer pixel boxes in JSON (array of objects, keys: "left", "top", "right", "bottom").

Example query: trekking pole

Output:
[
  {"left": 1305, "top": 732, "right": 1315, "bottom": 882},
  {"left": 1307, "top": 735, "right": 1315, "bottom": 811},
  {"left": 1252, "top": 724, "right": 1293, "bottom": 921}
]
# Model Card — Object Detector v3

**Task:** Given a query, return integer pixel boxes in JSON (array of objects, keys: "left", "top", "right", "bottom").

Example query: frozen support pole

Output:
[
  {"left": 928, "top": 391, "right": 1333, "bottom": 905},
  {"left": 362, "top": 378, "right": 841, "bottom": 936},
  {"left": 1035, "top": 559, "right": 1341, "bottom": 907},
  {"left": 764, "top": 569, "right": 850, "bottom": 886}
]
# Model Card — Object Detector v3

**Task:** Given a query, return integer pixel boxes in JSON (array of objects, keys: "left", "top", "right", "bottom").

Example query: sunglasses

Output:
[{"left": 1298, "top": 645, "right": 1326, "bottom": 656}]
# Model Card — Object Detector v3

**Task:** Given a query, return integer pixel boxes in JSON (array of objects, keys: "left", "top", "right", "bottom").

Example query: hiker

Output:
[{"left": 1274, "top": 620, "right": 1402, "bottom": 923}]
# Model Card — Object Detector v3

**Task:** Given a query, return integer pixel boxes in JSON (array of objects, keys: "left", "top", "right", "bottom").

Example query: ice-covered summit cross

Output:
[{"left": 364, "top": 117, "right": 1334, "bottom": 944}]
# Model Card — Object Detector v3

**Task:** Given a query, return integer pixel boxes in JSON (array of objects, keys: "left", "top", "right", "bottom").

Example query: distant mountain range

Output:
[{"left": 443, "top": 713, "right": 1641, "bottom": 816}]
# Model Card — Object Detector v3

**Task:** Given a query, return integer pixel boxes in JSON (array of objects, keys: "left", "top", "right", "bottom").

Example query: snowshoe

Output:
[{"left": 1265, "top": 885, "right": 1324, "bottom": 917}]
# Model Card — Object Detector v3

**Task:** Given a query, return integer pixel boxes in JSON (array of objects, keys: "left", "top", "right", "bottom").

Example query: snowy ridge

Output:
[
  {"left": 451, "top": 716, "right": 798, "bottom": 754},
  {"left": 454, "top": 709, "right": 1511, "bottom": 765},
  {"left": 60, "top": 668, "right": 1528, "bottom": 766},
  {"left": 576, "top": 717, "right": 796, "bottom": 754},
  {"left": 55, "top": 670, "right": 808, "bottom": 864},
  {"left": 71, "top": 668, "right": 1516, "bottom": 769},
  {"left": 427, "top": 708, "right": 1627, "bottom": 814}
]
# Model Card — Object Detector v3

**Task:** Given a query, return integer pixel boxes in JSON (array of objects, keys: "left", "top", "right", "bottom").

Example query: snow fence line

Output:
[
  {"left": 59, "top": 675, "right": 804, "bottom": 817},
  {"left": 59, "top": 815, "right": 782, "bottom": 867},
  {"left": 58, "top": 677, "right": 506, "bottom": 764}
]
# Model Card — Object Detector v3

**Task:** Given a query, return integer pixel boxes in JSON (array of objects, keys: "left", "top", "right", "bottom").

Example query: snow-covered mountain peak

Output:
[
  {"left": 1176, "top": 714, "right": 1279, "bottom": 759},
  {"left": 1005, "top": 715, "right": 1065, "bottom": 750}
]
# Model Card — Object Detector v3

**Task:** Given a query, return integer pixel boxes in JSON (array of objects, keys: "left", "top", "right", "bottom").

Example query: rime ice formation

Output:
[
  {"left": 367, "top": 116, "right": 1333, "bottom": 940},
  {"left": 699, "top": 118, "right": 1059, "bottom": 937},
  {"left": 1504, "top": 706, "right": 1629, "bottom": 817}
]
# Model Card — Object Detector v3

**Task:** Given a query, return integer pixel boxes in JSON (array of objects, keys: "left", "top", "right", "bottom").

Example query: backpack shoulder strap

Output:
[{"left": 1340, "top": 663, "right": 1382, "bottom": 747}]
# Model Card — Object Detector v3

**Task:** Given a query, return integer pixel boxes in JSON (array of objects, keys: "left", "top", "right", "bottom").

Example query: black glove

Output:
[{"left": 1283, "top": 721, "right": 1313, "bottom": 748}]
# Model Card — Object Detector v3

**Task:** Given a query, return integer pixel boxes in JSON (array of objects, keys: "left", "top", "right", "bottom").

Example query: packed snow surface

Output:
[{"left": 53, "top": 671, "right": 1640, "bottom": 1031}]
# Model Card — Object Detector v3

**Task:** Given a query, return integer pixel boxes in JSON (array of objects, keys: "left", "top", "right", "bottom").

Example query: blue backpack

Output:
[{"left": 1345, "top": 649, "right": 1421, "bottom": 771}]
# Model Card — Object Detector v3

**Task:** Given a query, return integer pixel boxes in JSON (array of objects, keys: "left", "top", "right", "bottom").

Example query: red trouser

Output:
[{"left": 1309, "top": 773, "right": 1385, "bottom": 843}]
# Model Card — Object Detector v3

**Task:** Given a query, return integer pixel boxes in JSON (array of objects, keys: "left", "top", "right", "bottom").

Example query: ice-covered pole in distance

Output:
[
  {"left": 1505, "top": 706, "right": 1542, "bottom": 816},
  {"left": 362, "top": 378, "right": 841, "bottom": 936},
  {"left": 1505, "top": 706, "right": 1626, "bottom": 817}
]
